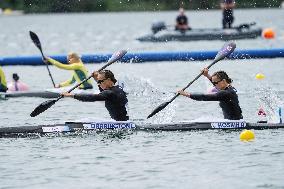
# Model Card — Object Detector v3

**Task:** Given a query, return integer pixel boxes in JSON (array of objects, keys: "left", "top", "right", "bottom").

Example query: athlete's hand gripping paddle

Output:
[
  {"left": 29, "top": 31, "right": 56, "bottom": 88},
  {"left": 30, "top": 50, "right": 127, "bottom": 117},
  {"left": 147, "top": 42, "right": 236, "bottom": 119}
]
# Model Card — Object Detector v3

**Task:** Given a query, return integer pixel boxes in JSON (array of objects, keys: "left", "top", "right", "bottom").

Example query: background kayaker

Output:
[
  {"left": 44, "top": 52, "right": 93, "bottom": 90},
  {"left": 62, "top": 70, "right": 129, "bottom": 121},
  {"left": 7, "top": 73, "right": 29, "bottom": 91},
  {"left": 220, "top": 0, "right": 235, "bottom": 29},
  {"left": 175, "top": 7, "right": 191, "bottom": 31},
  {"left": 0, "top": 66, "right": 8, "bottom": 92},
  {"left": 178, "top": 69, "right": 243, "bottom": 120}
]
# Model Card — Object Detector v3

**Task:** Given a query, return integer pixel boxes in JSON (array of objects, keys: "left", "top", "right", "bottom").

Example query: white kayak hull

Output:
[{"left": 0, "top": 120, "right": 284, "bottom": 138}]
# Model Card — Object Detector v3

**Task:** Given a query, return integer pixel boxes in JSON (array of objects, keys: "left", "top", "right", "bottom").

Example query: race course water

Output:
[{"left": 1, "top": 9, "right": 284, "bottom": 189}]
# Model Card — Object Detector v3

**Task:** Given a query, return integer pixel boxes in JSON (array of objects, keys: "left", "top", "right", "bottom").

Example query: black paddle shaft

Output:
[
  {"left": 168, "top": 59, "right": 220, "bottom": 104},
  {"left": 29, "top": 31, "right": 56, "bottom": 88},
  {"left": 55, "top": 60, "right": 114, "bottom": 102},
  {"left": 147, "top": 42, "right": 236, "bottom": 119}
]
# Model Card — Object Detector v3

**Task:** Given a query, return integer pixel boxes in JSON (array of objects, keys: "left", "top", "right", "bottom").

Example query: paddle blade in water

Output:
[
  {"left": 213, "top": 41, "right": 236, "bottom": 63},
  {"left": 147, "top": 101, "right": 170, "bottom": 119},
  {"left": 30, "top": 100, "right": 56, "bottom": 117}
]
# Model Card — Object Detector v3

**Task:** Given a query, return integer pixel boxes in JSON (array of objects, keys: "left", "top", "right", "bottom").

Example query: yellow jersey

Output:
[
  {"left": 47, "top": 57, "right": 93, "bottom": 89},
  {"left": 0, "top": 66, "right": 7, "bottom": 92}
]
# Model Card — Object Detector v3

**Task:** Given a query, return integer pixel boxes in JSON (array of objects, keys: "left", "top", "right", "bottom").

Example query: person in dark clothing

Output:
[
  {"left": 175, "top": 8, "right": 191, "bottom": 31},
  {"left": 178, "top": 69, "right": 243, "bottom": 120},
  {"left": 62, "top": 70, "right": 129, "bottom": 121},
  {"left": 221, "top": 0, "right": 235, "bottom": 29}
]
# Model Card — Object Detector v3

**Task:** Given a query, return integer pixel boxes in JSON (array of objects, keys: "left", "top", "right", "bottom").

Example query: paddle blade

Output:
[
  {"left": 30, "top": 100, "right": 56, "bottom": 117},
  {"left": 147, "top": 101, "right": 170, "bottom": 119},
  {"left": 29, "top": 31, "right": 42, "bottom": 51},
  {"left": 213, "top": 41, "right": 236, "bottom": 63},
  {"left": 108, "top": 50, "right": 127, "bottom": 63},
  {"left": 98, "top": 50, "right": 127, "bottom": 71}
]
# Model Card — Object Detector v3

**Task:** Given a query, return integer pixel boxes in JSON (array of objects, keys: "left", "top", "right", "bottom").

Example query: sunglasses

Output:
[
  {"left": 97, "top": 78, "right": 108, "bottom": 84},
  {"left": 212, "top": 80, "right": 222, "bottom": 86}
]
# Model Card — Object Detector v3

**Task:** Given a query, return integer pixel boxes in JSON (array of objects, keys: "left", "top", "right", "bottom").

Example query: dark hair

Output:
[
  {"left": 13, "top": 73, "right": 19, "bottom": 81},
  {"left": 99, "top": 70, "right": 117, "bottom": 84},
  {"left": 212, "top": 71, "right": 233, "bottom": 84}
]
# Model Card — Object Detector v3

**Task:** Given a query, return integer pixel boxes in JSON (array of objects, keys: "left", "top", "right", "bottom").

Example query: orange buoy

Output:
[{"left": 262, "top": 28, "right": 275, "bottom": 39}]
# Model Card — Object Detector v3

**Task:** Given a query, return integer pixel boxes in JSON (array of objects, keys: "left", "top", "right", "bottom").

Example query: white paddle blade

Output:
[{"left": 108, "top": 50, "right": 127, "bottom": 64}]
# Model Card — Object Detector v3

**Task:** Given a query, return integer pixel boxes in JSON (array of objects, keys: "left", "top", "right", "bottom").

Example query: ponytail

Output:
[{"left": 212, "top": 71, "right": 233, "bottom": 84}]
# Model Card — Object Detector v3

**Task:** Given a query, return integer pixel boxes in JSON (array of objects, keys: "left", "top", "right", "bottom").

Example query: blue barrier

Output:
[{"left": 1, "top": 48, "right": 284, "bottom": 66}]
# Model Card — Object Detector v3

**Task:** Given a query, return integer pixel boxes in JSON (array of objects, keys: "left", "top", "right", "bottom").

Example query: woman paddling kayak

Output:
[
  {"left": 178, "top": 68, "right": 243, "bottom": 120},
  {"left": 62, "top": 70, "right": 129, "bottom": 121},
  {"left": 44, "top": 52, "right": 93, "bottom": 90}
]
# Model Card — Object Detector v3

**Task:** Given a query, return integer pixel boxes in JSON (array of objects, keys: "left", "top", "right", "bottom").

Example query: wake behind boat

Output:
[
  {"left": 0, "top": 119, "right": 284, "bottom": 138},
  {"left": 137, "top": 22, "right": 262, "bottom": 42}
]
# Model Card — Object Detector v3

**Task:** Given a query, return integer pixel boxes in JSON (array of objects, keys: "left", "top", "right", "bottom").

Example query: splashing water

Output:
[
  {"left": 117, "top": 75, "right": 177, "bottom": 123},
  {"left": 254, "top": 86, "right": 284, "bottom": 123}
]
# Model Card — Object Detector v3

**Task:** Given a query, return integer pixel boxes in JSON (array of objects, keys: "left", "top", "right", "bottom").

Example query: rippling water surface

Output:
[{"left": 1, "top": 9, "right": 284, "bottom": 189}]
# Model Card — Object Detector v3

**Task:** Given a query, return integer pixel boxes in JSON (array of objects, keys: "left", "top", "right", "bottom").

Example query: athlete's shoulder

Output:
[{"left": 227, "top": 86, "right": 238, "bottom": 93}]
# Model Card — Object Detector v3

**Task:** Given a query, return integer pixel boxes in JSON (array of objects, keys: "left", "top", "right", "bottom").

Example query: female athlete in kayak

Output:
[
  {"left": 44, "top": 52, "right": 93, "bottom": 90},
  {"left": 62, "top": 70, "right": 129, "bottom": 121},
  {"left": 178, "top": 68, "right": 243, "bottom": 120}
]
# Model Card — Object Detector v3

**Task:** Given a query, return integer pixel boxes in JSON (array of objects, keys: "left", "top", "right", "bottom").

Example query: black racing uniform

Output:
[
  {"left": 176, "top": 15, "right": 188, "bottom": 30},
  {"left": 222, "top": 0, "right": 234, "bottom": 28},
  {"left": 190, "top": 85, "right": 243, "bottom": 120},
  {"left": 176, "top": 15, "right": 188, "bottom": 25},
  {"left": 74, "top": 85, "right": 129, "bottom": 121}
]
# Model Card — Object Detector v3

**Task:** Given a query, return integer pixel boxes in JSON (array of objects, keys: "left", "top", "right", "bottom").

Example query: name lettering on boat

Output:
[
  {"left": 211, "top": 121, "right": 246, "bottom": 128},
  {"left": 83, "top": 122, "right": 136, "bottom": 130},
  {"left": 42, "top": 126, "right": 71, "bottom": 133}
]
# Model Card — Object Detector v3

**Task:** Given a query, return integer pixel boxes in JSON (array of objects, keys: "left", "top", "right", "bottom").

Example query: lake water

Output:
[{"left": 1, "top": 8, "right": 284, "bottom": 189}]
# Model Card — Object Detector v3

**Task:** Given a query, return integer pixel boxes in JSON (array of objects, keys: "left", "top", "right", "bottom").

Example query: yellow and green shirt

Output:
[
  {"left": 0, "top": 66, "right": 7, "bottom": 92},
  {"left": 47, "top": 57, "right": 93, "bottom": 89}
]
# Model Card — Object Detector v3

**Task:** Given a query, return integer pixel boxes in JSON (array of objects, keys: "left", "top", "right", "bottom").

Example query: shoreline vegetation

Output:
[{"left": 0, "top": 0, "right": 282, "bottom": 13}]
